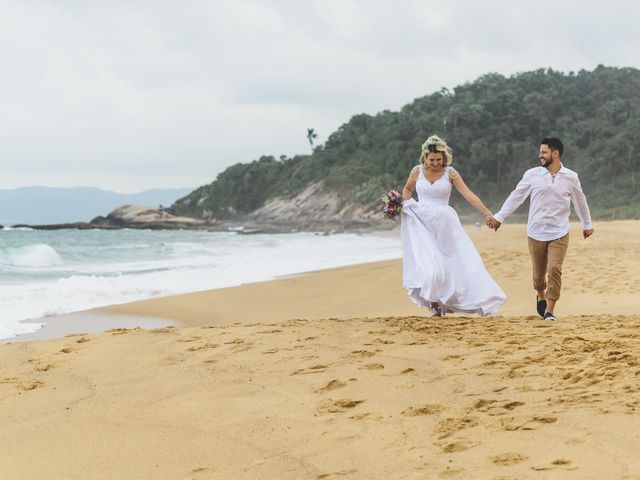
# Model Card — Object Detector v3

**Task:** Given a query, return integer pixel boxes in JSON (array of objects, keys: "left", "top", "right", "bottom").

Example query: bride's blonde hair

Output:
[{"left": 420, "top": 135, "right": 453, "bottom": 166}]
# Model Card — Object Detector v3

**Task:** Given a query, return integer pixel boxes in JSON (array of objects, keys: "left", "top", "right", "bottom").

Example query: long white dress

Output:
[{"left": 401, "top": 166, "right": 506, "bottom": 316}]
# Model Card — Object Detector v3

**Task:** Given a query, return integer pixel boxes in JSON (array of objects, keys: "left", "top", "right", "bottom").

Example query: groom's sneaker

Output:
[
  {"left": 536, "top": 296, "right": 547, "bottom": 318},
  {"left": 543, "top": 312, "right": 557, "bottom": 321}
]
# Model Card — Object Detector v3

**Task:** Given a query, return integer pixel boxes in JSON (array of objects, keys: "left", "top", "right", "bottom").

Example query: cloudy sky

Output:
[{"left": 2, "top": 0, "right": 639, "bottom": 192}]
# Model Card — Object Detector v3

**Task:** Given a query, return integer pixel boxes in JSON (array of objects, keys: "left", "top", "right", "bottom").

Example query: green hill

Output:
[{"left": 174, "top": 66, "right": 640, "bottom": 222}]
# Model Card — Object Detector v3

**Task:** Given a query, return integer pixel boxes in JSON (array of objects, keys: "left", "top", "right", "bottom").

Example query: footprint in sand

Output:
[
  {"left": 350, "top": 412, "right": 384, "bottom": 421},
  {"left": 224, "top": 338, "right": 253, "bottom": 353},
  {"left": 471, "top": 399, "right": 498, "bottom": 411},
  {"left": 440, "top": 438, "right": 480, "bottom": 453},
  {"left": 359, "top": 363, "right": 384, "bottom": 370},
  {"left": 258, "top": 328, "right": 283, "bottom": 334},
  {"left": 531, "top": 458, "right": 574, "bottom": 471},
  {"left": 58, "top": 347, "right": 78, "bottom": 354},
  {"left": 349, "top": 350, "right": 378, "bottom": 358},
  {"left": 186, "top": 343, "right": 219, "bottom": 352},
  {"left": 502, "top": 401, "right": 525, "bottom": 410},
  {"left": 178, "top": 335, "right": 202, "bottom": 343},
  {"left": 230, "top": 342, "right": 254, "bottom": 353},
  {"left": 402, "top": 404, "right": 443, "bottom": 416},
  {"left": 442, "top": 354, "right": 464, "bottom": 361},
  {"left": 285, "top": 345, "right": 308, "bottom": 351},
  {"left": 17, "top": 380, "right": 45, "bottom": 391},
  {"left": 292, "top": 364, "right": 329, "bottom": 375},
  {"left": 490, "top": 452, "right": 528, "bottom": 465},
  {"left": 317, "top": 379, "right": 347, "bottom": 393},
  {"left": 33, "top": 364, "right": 55, "bottom": 372},
  {"left": 317, "top": 469, "right": 358, "bottom": 479},
  {"left": 500, "top": 415, "right": 557, "bottom": 431},
  {"left": 106, "top": 328, "right": 138, "bottom": 335},
  {"left": 316, "top": 398, "right": 365, "bottom": 414},
  {"left": 149, "top": 327, "right": 177, "bottom": 334},
  {"left": 434, "top": 417, "right": 479, "bottom": 439},
  {"left": 533, "top": 416, "right": 558, "bottom": 424}
]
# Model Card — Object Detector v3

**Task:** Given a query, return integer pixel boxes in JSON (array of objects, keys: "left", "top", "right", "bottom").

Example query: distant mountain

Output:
[{"left": 0, "top": 186, "right": 193, "bottom": 225}]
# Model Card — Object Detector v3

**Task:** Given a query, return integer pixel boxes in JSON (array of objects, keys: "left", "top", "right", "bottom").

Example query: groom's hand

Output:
[
  {"left": 486, "top": 216, "right": 501, "bottom": 231},
  {"left": 583, "top": 228, "right": 594, "bottom": 239}
]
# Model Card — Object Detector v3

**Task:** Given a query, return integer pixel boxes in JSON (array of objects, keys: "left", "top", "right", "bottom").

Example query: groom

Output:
[{"left": 487, "top": 138, "right": 593, "bottom": 321}]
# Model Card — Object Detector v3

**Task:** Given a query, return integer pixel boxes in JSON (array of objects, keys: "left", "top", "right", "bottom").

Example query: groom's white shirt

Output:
[{"left": 493, "top": 164, "right": 592, "bottom": 241}]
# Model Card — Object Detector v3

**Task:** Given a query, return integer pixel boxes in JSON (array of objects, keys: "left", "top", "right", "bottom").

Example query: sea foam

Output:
[
  {"left": 0, "top": 229, "right": 401, "bottom": 340},
  {"left": 0, "top": 244, "right": 63, "bottom": 268}
]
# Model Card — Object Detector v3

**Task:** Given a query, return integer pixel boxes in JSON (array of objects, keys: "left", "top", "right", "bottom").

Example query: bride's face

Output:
[{"left": 425, "top": 152, "right": 444, "bottom": 171}]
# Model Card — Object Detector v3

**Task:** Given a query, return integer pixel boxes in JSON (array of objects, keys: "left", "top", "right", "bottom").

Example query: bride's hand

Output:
[{"left": 486, "top": 216, "right": 501, "bottom": 231}]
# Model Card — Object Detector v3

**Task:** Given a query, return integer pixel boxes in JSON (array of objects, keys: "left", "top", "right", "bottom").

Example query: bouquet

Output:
[{"left": 381, "top": 189, "right": 403, "bottom": 220}]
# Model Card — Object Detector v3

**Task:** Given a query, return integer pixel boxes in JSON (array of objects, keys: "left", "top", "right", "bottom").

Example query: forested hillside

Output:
[{"left": 174, "top": 66, "right": 640, "bottom": 221}]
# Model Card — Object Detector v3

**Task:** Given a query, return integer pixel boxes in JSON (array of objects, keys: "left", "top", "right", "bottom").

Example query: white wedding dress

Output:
[{"left": 401, "top": 166, "right": 506, "bottom": 316}]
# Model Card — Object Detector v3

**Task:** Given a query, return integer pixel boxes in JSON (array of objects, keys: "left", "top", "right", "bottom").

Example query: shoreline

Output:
[
  {"left": 3, "top": 227, "right": 402, "bottom": 343},
  {"left": 3, "top": 312, "right": 181, "bottom": 344},
  {"left": 8, "top": 220, "right": 638, "bottom": 342}
]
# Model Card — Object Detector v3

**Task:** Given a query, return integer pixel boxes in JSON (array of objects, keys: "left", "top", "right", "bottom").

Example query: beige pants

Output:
[{"left": 527, "top": 233, "right": 570, "bottom": 301}]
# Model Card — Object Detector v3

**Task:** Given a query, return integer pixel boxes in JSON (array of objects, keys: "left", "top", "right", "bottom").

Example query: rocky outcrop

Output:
[
  {"left": 245, "top": 182, "right": 386, "bottom": 231},
  {"left": 10, "top": 222, "right": 111, "bottom": 230},
  {"left": 93, "top": 204, "right": 207, "bottom": 229},
  {"left": 10, "top": 187, "right": 391, "bottom": 233},
  {"left": 13, "top": 205, "right": 217, "bottom": 231}
]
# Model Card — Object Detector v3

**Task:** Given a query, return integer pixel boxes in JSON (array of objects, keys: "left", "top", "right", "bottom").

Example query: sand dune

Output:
[{"left": 1, "top": 221, "right": 639, "bottom": 479}]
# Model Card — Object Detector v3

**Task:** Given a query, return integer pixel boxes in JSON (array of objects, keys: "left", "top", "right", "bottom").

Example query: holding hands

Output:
[{"left": 486, "top": 215, "right": 501, "bottom": 231}]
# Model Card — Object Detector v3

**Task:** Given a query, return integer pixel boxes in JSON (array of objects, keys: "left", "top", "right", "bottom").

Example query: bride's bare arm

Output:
[
  {"left": 449, "top": 168, "right": 492, "bottom": 218},
  {"left": 402, "top": 166, "right": 420, "bottom": 200}
]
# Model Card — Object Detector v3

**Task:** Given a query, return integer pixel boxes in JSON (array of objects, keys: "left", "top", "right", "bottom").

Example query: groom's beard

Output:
[{"left": 542, "top": 158, "right": 552, "bottom": 169}]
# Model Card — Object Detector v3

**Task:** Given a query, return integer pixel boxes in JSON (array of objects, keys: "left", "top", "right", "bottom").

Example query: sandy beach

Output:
[{"left": 1, "top": 221, "right": 639, "bottom": 479}]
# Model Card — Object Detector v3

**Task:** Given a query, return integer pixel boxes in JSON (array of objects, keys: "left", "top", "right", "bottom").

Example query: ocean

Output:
[{"left": 0, "top": 227, "right": 401, "bottom": 340}]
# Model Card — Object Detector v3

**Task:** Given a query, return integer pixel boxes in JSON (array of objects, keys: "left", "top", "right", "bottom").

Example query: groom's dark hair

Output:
[{"left": 541, "top": 137, "right": 564, "bottom": 156}]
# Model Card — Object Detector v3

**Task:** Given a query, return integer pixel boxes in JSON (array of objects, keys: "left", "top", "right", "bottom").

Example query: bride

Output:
[{"left": 401, "top": 135, "right": 506, "bottom": 317}]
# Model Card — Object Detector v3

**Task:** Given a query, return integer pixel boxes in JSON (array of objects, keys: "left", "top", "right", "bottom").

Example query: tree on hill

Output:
[
  {"left": 174, "top": 66, "right": 640, "bottom": 221},
  {"left": 307, "top": 128, "right": 318, "bottom": 151}
]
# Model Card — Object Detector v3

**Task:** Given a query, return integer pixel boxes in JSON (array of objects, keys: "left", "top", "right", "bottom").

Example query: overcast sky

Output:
[{"left": 2, "top": 0, "right": 639, "bottom": 192}]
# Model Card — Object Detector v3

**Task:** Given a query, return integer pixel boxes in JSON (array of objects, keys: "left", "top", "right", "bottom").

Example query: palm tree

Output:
[{"left": 306, "top": 128, "right": 318, "bottom": 151}]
